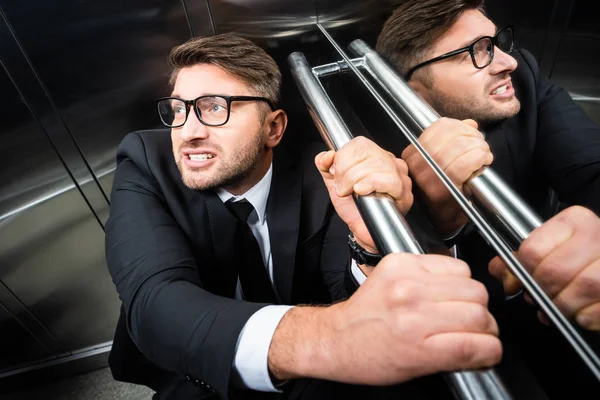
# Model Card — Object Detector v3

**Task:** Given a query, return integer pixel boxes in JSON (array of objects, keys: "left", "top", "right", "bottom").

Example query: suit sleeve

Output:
[
  {"left": 522, "top": 50, "right": 600, "bottom": 214},
  {"left": 105, "top": 132, "right": 265, "bottom": 399},
  {"left": 318, "top": 208, "right": 358, "bottom": 300}
]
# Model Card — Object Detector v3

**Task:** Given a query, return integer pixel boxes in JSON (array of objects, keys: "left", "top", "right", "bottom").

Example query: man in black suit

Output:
[
  {"left": 105, "top": 33, "right": 502, "bottom": 399},
  {"left": 375, "top": 0, "right": 600, "bottom": 396}
]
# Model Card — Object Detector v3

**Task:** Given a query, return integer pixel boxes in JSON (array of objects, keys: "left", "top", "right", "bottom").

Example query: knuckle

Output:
[
  {"left": 391, "top": 281, "right": 419, "bottom": 304},
  {"left": 452, "top": 259, "right": 472, "bottom": 277},
  {"left": 451, "top": 336, "right": 478, "bottom": 365},
  {"left": 573, "top": 273, "right": 600, "bottom": 299},
  {"left": 469, "top": 305, "right": 491, "bottom": 330},
  {"left": 471, "top": 281, "right": 489, "bottom": 305}
]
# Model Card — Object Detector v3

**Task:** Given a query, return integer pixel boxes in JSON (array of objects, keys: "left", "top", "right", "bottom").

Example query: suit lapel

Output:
[{"left": 267, "top": 155, "right": 302, "bottom": 305}]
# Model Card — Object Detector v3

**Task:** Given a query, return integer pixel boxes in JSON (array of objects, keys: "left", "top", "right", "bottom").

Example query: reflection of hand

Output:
[
  {"left": 278, "top": 253, "right": 501, "bottom": 384},
  {"left": 316, "top": 136, "right": 413, "bottom": 253},
  {"left": 401, "top": 118, "right": 493, "bottom": 236},
  {"left": 489, "top": 206, "right": 600, "bottom": 331}
]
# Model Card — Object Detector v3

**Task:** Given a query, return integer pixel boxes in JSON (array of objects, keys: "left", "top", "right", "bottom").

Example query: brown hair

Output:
[
  {"left": 168, "top": 33, "right": 281, "bottom": 105},
  {"left": 376, "top": 0, "right": 486, "bottom": 79}
]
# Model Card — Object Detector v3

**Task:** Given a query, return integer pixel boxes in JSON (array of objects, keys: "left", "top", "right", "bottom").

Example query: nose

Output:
[
  {"left": 177, "top": 107, "right": 209, "bottom": 142},
  {"left": 489, "top": 46, "right": 518, "bottom": 75}
]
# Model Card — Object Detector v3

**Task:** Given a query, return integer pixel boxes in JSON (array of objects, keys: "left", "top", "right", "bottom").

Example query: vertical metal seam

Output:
[
  {"left": 205, "top": 0, "right": 217, "bottom": 35},
  {"left": 548, "top": 0, "right": 575, "bottom": 79},
  {"left": 0, "top": 5, "right": 110, "bottom": 207},
  {"left": 0, "top": 274, "right": 72, "bottom": 357},
  {"left": 538, "top": 0, "right": 560, "bottom": 70},
  {"left": 0, "top": 297, "right": 58, "bottom": 358},
  {"left": 180, "top": 0, "right": 195, "bottom": 37},
  {"left": 0, "top": 56, "right": 106, "bottom": 233}
]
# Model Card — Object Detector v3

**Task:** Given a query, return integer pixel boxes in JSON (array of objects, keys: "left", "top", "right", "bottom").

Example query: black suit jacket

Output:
[
  {"left": 455, "top": 49, "right": 600, "bottom": 397},
  {"left": 104, "top": 130, "right": 354, "bottom": 399},
  {"left": 457, "top": 48, "right": 600, "bottom": 302}
]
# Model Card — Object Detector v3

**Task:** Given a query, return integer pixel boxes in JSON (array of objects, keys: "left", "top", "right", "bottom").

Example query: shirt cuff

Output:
[
  {"left": 350, "top": 259, "right": 367, "bottom": 286},
  {"left": 505, "top": 289, "right": 524, "bottom": 301},
  {"left": 232, "top": 305, "right": 294, "bottom": 392}
]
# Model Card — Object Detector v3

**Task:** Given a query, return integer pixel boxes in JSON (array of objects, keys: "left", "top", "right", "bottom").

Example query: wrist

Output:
[
  {"left": 267, "top": 305, "right": 337, "bottom": 381},
  {"left": 353, "top": 235, "right": 378, "bottom": 254},
  {"left": 349, "top": 234, "right": 382, "bottom": 266}
]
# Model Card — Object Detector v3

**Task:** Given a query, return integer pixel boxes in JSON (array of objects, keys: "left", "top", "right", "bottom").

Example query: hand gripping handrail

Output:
[
  {"left": 340, "top": 34, "right": 600, "bottom": 381},
  {"left": 288, "top": 50, "right": 513, "bottom": 400}
]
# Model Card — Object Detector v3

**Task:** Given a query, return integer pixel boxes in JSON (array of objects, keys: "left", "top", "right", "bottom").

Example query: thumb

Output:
[
  {"left": 315, "top": 150, "right": 336, "bottom": 175},
  {"left": 462, "top": 119, "right": 479, "bottom": 130}
]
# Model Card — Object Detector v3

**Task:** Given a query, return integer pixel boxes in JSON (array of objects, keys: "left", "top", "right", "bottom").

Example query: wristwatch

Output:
[{"left": 348, "top": 234, "right": 382, "bottom": 266}]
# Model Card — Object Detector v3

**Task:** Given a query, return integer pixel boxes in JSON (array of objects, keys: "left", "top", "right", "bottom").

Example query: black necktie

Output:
[{"left": 225, "top": 199, "right": 277, "bottom": 303}]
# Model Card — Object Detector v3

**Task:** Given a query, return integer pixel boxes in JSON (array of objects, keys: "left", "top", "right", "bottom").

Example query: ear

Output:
[
  {"left": 408, "top": 77, "right": 431, "bottom": 104},
  {"left": 264, "top": 109, "right": 287, "bottom": 149}
]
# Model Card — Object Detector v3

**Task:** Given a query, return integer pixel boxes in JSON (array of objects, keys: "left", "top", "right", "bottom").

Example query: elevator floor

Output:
[{"left": 1, "top": 367, "right": 155, "bottom": 400}]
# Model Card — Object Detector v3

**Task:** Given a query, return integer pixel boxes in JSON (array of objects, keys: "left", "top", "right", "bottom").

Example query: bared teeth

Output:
[
  {"left": 492, "top": 85, "right": 507, "bottom": 95},
  {"left": 189, "top": 154, "right": 214, "bottom": 161}
]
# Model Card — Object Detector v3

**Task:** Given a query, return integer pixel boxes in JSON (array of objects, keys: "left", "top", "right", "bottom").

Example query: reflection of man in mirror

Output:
[{"left": 376, "top": 0, "right": 600, "bottom": 396}]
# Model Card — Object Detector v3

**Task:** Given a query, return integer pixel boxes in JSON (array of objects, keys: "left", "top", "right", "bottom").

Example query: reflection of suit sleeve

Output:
[
  {"left": 105, "top": 132, "right": 265, "bottom": 400},
  {"left": 520, "top": 49, "right": 600, "bottom": 214},
  {"left": 319, "top": 210, "right": 358, "bottom": 300}
]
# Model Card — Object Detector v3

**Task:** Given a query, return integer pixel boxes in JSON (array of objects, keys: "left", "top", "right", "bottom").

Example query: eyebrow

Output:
[
  {"left": 456, "top": 23, "right": 499, "bottom": 49},
  {"left": 168, "top": 93, "right": 232, "bottom": 98}
]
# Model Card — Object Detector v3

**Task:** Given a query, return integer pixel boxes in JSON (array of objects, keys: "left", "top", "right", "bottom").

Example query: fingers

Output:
[
  {"left": 433, "top": 135, "right": 493, "bottom": 172},
  {"left": 377, "top": 254, "right": 487, "bottom": 305},
  {"left": 425, "top": 302, "right": 499, "bottom": 337},
  {"left": 444, "top": 147, "right": 493, "bottom": 187},
  {"left": 337, "top": 157, "right": 408, "bottom": 197},
  {"left": 315, "top": 150, "right": 335, "bottom": 176},
  {"left": 554, "top": 260, "right": 600, "bottom": 319},
  {"left": 416, "top": 254, "right": 472, "bottom": 277},
  {"left": 488, "top": 255, "right": 523, "bottom": 295},
  {"left": 576, "top": 302, "right": 600, "bottom": 331},
  {"left": 424, "top": 333, "right": 502, "bottom": 372},
  {"left": 418, "top": 118, "right": 484, "bottom": 154}
]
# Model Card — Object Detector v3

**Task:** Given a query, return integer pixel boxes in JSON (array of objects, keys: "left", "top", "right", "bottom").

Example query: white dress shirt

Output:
[{"left": 216, "top": 163, "right": 366, "bottom": 392}]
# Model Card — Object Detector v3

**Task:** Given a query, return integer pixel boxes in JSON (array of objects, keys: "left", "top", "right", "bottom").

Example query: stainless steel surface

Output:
[
  {"left": 0, "top": 0, "right": 597, "bottom": 389},
  {"left": 468, "top": 172, "right": 544, "bottom": 244},
  {"left": 335, "top": 31, "right": 600, "bottom": 381},
  {"left": 446, "top": 371, "right": 514, "bottom": 400},
  {"left": 289, "top": 49, "right": 511, "bottom": 400},
  {"left": 550, "top": 0, "right": 600, "bottom": 125},
  {"left": 312, "top": 58, "right": 365, "bottom": 78},
  {"left": 0, "top": 0, "right": 200, "bottom": 376},
  {"left": 348, "top": 38, "right": 545, "bottom": 244},
  {"left": 0, "top": 57, "right": 119, "bottom": 372},
  {"left": 288, "top": 52, "right": 423, "bottom": 254}
]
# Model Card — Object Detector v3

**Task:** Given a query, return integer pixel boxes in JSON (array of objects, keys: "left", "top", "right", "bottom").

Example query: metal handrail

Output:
[{"left": 288, "top": 50, "right": 513, "bottom": 400}]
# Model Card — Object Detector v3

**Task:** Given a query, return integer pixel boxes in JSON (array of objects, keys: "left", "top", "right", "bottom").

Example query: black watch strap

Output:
[{"left": 348, "top": 234, "right": 382, "bottom": 266}]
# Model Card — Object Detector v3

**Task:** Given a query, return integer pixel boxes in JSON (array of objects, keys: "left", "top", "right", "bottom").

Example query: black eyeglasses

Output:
[
  {"left": 404, "top": 25, "right": 515, "bottom": 81},
  {"left": 156, "top": 95, "right": 275, "bottom": 128}
]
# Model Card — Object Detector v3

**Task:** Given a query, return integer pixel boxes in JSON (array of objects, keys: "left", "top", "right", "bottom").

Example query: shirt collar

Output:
[{"left": 216, "top": 163, "right": 273, "bottom": 224}]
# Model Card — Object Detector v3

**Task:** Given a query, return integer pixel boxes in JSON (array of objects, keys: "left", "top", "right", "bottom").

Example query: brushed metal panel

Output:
[
  {"left": 184, "top": 0, "right": 215, "bottom": 37},
  {"left": 0, "top": 301, "right": 54, "bottom": 373},
  {"left": 0, "top": 7, "right": 110, "bottom": 227},
  {"left": 0, "top": 0, "right": 193, "bottom": 198},
  {"left": 550, "top": 0, "right": 600, "bottom": 125},
  {"left": 0, "top": 53, "right": 119, "bottom": 364}
]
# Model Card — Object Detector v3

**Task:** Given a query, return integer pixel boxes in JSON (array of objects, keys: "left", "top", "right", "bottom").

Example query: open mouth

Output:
[
  {"left": 491, "top": 84, "right": 509, "bottom": 95},
  {"left": 188, "top": 153, "right": 214, "bottom": 161}
]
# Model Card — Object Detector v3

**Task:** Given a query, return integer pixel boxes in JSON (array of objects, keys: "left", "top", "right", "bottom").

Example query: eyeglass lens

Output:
[
  {"left": 472, "top": 28, "right": 513, "bottom": 68},
  {"left": 158, "top": 96, "right": 230, "bottom": 127}
]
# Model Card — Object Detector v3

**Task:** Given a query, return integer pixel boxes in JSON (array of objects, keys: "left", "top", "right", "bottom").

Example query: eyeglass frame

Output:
[
  {"left": 404, "top": 25, "right": 515, "bottom": 81},
  {"left": 156, "top": 95, "right": 276, "bottom": 128}
]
